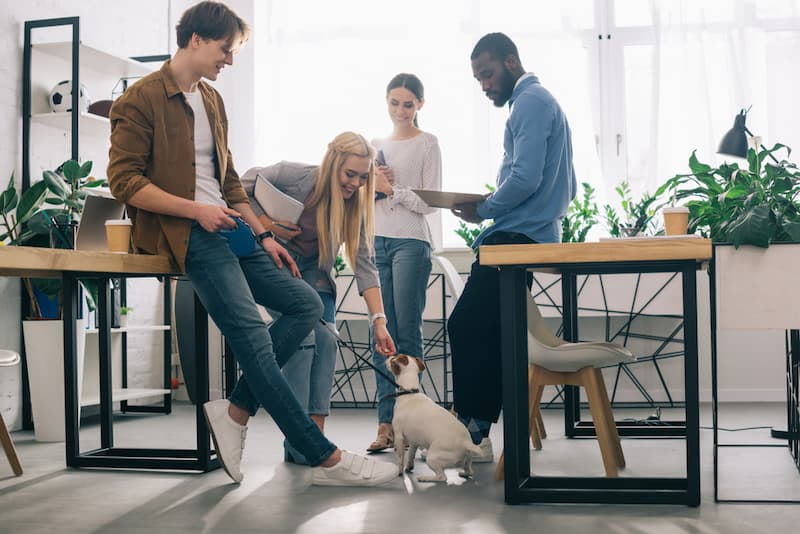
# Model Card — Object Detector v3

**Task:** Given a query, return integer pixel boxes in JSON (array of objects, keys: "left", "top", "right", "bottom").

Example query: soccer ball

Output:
[{"left": 48, "top": 80, "right": 91, "bottom": 113}]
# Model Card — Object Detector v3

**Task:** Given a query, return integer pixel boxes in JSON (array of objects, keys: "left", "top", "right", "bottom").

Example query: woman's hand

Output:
[
  {"left": 373, "top": 318, "right": 396, "bottom": 356},
  {"left": 270, "top": 220, "right": 302, "bottom": 242},
  {"left": 374, "top": 166, "right": 395, "bottom": 196}
]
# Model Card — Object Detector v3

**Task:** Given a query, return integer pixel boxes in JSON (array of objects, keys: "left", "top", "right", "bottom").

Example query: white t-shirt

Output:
[
  {"left": 372, "top": 131, "right": 442, "bottom": 247},
  {"left": 183, "top": 90, "right": 225, "bottom": 207}
]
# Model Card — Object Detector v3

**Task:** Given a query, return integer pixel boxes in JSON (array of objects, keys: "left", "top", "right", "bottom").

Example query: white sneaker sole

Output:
[{"left": 203, "top": 404, "right": 243, "bottom": 483}]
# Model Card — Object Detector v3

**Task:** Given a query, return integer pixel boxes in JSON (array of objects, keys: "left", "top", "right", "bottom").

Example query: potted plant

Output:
[
  {"left": 603, "top": 180, "right": 666, "bottom": 237},
  {"left": 1, "top": 161, "right": 105, "bottom": 441},
  {"left": 662, "top": 144, "right": 800, "bottom": 248},
  {"left": 119, "top": 306, "right": 133, "bottom": 327},
  {"left": 562, "top": 182, "right": 600, "bottom": 243}
]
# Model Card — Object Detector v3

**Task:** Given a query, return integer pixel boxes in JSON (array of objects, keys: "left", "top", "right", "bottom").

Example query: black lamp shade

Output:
[{"left": 717, "top": 111, "right": 749, "bottom": 158}]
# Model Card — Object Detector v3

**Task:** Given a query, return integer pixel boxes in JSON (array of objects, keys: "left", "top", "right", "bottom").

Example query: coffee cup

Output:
[
  {"left": 105, "top": 219, "right": 132, "bottom": 253},
  {"left": 662, "top": 206, "right": 690, "bottom": 236}
]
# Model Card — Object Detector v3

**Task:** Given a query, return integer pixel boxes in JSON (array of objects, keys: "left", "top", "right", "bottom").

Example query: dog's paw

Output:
[
  {"left": 404, "top": 463, "right": 415, "bottom": 473},
  {"left": 458, "top": 470, "right": 473, "bottom": 479}
]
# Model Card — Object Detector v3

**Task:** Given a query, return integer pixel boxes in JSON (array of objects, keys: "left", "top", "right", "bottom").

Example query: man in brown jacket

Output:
[{"left": 107, "top": 0, "right": 397, "bottom": 488}]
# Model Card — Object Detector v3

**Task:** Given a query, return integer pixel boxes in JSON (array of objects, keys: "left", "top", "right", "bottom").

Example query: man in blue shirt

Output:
[{"left": 449, "top": 32, "right": 577, "bottom": 456}]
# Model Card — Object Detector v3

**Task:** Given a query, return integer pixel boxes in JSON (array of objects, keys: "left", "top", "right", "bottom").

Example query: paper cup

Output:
[
  {"left": 105, "top": 219, "right": 132, "bottom": 253},
  {"left": 662, "top": 206, "right": 690, "bottom": 236}
]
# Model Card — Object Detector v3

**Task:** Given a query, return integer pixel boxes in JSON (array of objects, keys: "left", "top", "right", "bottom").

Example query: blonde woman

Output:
[{"left": 241, "top": 131, "right": 396, "bottom": 464}]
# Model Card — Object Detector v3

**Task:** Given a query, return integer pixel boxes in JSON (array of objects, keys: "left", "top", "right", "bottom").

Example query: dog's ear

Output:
[{"left": 414, "top": 357, "right": 426, "bottom": 372}]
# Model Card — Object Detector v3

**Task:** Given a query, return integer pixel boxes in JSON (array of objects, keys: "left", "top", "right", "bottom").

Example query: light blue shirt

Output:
[{"left": 474, "top": 74, "right": 576, "bottom": 248}]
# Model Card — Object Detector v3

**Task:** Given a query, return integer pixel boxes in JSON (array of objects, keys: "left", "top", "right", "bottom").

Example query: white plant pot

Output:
[
  {"left": 119, "top": 314, "right": 128, "bottom": 328},
  {"left": 23, "top": 319, "right": 86, "bottom": 442}
]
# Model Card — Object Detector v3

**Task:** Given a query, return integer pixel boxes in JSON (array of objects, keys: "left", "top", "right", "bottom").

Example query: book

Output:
[
  {"left": 412, "top": 189, "right": 486, "bottom": 209},
  {"left": 253, "top": 174, "right": 305, "bottom": 224}
]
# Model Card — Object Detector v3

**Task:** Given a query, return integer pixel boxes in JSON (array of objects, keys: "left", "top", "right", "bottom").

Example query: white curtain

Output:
[
  {"left": 649, "top": 0, "right": 800, "bottom": 186},
  {"left": 253, "top": 0, "right": 600, "bottom": 248}
]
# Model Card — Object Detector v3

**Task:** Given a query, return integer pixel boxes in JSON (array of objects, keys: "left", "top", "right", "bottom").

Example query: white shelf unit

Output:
[
  {"left": 22, "top": 19, "right": 171, "bottom": 428},
  {"left": 82, "top": 320, "right": 172, "bottom": 409}
]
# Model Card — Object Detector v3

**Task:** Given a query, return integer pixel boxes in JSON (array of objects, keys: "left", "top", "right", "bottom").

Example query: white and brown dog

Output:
[{"left": 387, "top": 354, "right": 482, "bottom": 482}]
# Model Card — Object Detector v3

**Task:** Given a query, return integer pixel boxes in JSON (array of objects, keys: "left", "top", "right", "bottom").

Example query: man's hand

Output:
[
  {"left": 195, "top": 204, "right": 241, "bottom": 232},
  {"left": 259, "top": 236, "right": 301, "bottom": 278},
  {"left": 452, "top": 201, "right": 484, "bottom": 224},
  {"left": 373, "top": 319, "right": 396, "bottom": 356}
]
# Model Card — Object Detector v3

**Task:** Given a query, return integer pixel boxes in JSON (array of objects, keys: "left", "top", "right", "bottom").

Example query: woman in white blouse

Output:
[{"left": 367, "top": 73, "right": 443, "bottom": 452}]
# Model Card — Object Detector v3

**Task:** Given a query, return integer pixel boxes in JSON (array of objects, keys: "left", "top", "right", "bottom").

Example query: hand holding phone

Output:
[{"left": 375, "top": 149, "right": 388, "bottom": 200}]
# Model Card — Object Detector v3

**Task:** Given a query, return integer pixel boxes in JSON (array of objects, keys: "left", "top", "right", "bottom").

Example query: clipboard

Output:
[
  {"left": 253, "top": 174, "right": 305, "bottom": 224},
  {"left": 412, "top": 189, "right": 486, "bottom": 209}
]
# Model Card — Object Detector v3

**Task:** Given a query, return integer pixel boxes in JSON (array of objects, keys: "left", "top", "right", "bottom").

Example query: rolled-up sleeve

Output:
[{"left": 107, "top": 94, "right": 155, "bottom": 204}]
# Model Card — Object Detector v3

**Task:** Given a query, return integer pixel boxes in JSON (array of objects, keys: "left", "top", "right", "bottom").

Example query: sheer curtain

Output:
[
  {"left": 648, "top": 0, "right": 800, "bottom": 187},
  {"left": 253, "top": 0, "right": 600, "bottom": 248}
]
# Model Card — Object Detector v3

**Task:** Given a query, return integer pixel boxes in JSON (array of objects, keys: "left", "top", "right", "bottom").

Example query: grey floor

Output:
[{"left": 1, "top": 402, "right": 798, "bottom": 533}]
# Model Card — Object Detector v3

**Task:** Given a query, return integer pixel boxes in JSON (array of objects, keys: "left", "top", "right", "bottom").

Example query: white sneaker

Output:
[
  {"left": 203, "top": 399, "right": 247, "bottom": 483},
  {"left": 312, "top": 450, "right": 399, "bottom": 487},
  {"left": 472, "top": 437, "right": 494, "bottom": 463},
  {"left": 420, "top": 437, "right": 494, "bottom": 463}
]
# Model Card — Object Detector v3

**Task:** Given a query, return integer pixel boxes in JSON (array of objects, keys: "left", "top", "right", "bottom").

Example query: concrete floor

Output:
[{"left": 0, "top": 402, "right": 798, "bottom": 533}]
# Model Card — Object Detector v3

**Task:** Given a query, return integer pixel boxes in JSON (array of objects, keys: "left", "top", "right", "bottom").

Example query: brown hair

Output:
[{"left": 176, "top": 1, "right": 250, "bottom": 49}]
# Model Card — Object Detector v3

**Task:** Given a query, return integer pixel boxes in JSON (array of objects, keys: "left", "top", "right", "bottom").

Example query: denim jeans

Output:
[
  {"left": 184, "top": 222, "right": 336, "bottom": 466},
  {"left": 372, "top": 237, "right": 432, "bottom": 424},
  {"left": 278, "top": 250, "right": 338, "bottom": 464}
]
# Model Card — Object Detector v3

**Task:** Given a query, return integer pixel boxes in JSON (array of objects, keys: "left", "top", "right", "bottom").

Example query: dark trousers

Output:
[{"left": 447, "top": 231, "right": 535, "bottom": 422}]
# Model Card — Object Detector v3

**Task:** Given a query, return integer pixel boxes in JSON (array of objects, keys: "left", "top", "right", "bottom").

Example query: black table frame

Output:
[
  {"left": 62, "top": 272, "right": 219, "bottom": 472},
  {"left": 497, "top": 259, "right": 702, "bottom": 505}
]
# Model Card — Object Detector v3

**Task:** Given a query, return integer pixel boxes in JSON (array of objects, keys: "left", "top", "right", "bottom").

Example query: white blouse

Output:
[{"left": 372, "top": 131, "right": 442, "bottom": 246}]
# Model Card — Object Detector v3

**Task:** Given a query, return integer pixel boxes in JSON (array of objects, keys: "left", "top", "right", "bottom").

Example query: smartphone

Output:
[{"left": 375, "top": 150, "right": 387, "bottom": 200}]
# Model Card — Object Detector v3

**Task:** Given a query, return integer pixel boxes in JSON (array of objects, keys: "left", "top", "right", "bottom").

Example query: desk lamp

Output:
[{"left": 718, "top": 107, "right": 779, "bottom": 164}]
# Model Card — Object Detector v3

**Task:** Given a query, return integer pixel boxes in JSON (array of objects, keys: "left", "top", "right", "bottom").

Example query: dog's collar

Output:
[{"left": 381, "top": 388, "right": 420, "bottom": 400}]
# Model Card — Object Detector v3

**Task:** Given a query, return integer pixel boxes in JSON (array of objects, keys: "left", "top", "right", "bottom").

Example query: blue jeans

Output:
[
  {"left": 184, "top": 222, "right": 336, "bottom": 466},
  {"left": 279, "top": 250, "right": 338, "bottom": 464},
  {"left": 373, "top": 237, "right": 432, "bottom": 424}
]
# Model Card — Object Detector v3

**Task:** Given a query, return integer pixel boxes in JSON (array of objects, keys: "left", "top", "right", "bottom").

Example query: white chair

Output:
[
  {"left": 0, "top": 350, "right": 23, "bottom": 476},
  {"left": 496, "top": 291, "right": 635, "bottom": 480}
]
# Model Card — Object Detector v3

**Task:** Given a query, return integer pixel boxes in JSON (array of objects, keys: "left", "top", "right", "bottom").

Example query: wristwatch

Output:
[
  {"left": 256, "top": 230, "right": 274, "bottom": 242},
  {"left": 369, "top": 312, "right": 387, "bottom": 327}
]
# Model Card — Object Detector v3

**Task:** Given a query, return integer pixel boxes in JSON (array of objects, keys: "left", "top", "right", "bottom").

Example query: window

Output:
[{"left": 254, "top": 0, "right": 800, "bottom": 247}]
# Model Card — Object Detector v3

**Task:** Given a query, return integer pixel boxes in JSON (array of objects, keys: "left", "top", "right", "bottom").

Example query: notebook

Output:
[
  {"left": 75, "top": 192, "right": 126, "bottom": 251},
  {"left": 253, "top": 174, "right": 305, "bottom": 224}
]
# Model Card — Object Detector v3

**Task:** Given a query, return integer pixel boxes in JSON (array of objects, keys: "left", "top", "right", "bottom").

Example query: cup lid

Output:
[
  {"left": 105, "top": 219, "right": 132, "bottom": 225},
  {"left": 662, "top": 206, "right": 689, "bottom": 213}
]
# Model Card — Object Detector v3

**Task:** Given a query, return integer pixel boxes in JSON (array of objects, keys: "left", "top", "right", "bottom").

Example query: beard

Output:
[{"left": 491, "top": 67, "right": 517, "bottom": 107}]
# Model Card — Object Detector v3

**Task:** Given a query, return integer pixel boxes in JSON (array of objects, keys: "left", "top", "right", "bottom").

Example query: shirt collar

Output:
[
  {"left": 160, "top": 60, "right": 183, "bottom": 98},
  {"left": 509, "top": 72, "right": 538, "bottom": 107}
]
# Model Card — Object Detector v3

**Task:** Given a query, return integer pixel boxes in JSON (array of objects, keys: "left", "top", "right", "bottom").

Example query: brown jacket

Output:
[{"left": 107, "top": 61, "right": 249, "bottom": 271}]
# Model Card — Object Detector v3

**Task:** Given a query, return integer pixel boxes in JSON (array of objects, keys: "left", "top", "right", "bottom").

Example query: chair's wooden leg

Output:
[
  {"left": 594, "top": 368, "right": 625, "bottom": 468},
  {"left": 0, "top": 414, "right": 23, "bottom": 476},
  {"left": 527, "top": 369, "right": 544, "bottom": 450},
  {"left": 535, "top": 400, "right": 547, "bottom": 439},
  {"left": 583, "top": 368, "right": 619, "bottom": 477},
  {"left": 494, "top": 450, "right": 505, "bottom": 480}
]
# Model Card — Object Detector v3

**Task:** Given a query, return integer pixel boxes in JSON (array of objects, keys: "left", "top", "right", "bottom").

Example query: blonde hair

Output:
[{"left": 307, "top": 131, "right": 376, "bottom": 269}]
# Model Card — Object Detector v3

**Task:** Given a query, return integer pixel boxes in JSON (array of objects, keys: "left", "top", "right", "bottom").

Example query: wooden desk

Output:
[
  {"left": 0, "top": 247, "right": 220, "bottom": 472},
  {"left": 480, "top": 238, "right": 712, "bottom": 505}
]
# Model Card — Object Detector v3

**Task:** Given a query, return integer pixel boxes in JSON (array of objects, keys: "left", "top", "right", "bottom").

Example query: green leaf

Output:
[
  {"left": 15, "top": 180, "right": 49, "bottom": 224},
  {"left": 62, "top": 160, "right": 81, "bottom": 182},
  {"left": 688, "top": 151, "right": 712, "bottom": 174},
  {"left": 79, "top": 160, "right": 93, "bottom": 178},
  {"left": 782, "top": 220, "right": 800, "bottom": 242},
  {"left": 727, "top": 205, "right": 773, "bottom": 248},
  {"left": 43, "top": 169, "right": 68, "bottom": 199}
]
